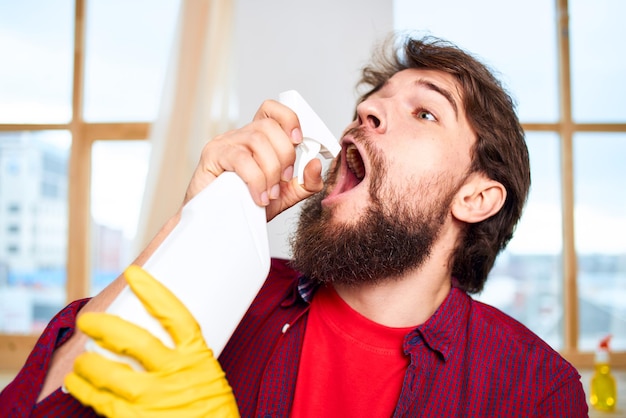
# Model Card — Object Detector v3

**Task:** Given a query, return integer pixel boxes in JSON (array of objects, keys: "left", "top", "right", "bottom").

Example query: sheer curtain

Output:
[{"left": 134, "top": 0, "right": 236, "bottom": 252}]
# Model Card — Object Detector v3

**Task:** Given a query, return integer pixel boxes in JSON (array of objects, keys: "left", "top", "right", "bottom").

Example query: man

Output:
[{"left": 1, "top": 35, "right": 588, "bottom": 417}]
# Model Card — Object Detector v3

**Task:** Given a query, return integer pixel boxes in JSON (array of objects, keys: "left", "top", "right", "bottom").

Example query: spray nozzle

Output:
[
  {"left": 595, "top": 334, "right": 613, "bottom": 365},
  {"left": 599, "top": 335, "right": 612, "bottom": 351},
  {"left": 279, "top": 90, "right": 341, "bottom": 184}
]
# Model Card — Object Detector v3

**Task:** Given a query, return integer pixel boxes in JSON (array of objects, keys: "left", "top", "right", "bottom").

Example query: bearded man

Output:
[{"left": 1, "top": 35, "right": 588, "bottom": 417}]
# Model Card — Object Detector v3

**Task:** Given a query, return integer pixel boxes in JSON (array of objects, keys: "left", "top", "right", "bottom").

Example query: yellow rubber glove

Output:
[{"left": 64, "top": 265, "right": 240, "bottom": 418}]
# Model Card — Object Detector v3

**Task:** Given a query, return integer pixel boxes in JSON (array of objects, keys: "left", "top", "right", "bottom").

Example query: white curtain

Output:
[{"left": 133, "top": 0, "right": 236, "bottom": 253}]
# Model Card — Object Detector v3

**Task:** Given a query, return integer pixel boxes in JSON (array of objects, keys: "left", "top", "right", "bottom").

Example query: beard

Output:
[{"left": 290, "top": 134, "right": 463, "bottom": 287}]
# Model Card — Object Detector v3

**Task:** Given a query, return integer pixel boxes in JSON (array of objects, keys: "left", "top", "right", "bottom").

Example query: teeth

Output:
[{"left": 346, "top": 144, "right": 365, "bottom": 180}]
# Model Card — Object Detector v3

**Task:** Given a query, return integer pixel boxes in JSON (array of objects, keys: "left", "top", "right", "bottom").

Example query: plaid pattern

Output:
[
  {"left": 1, "top": 258, "right": 588, "bottom": 417},
  {"left": 221, "top": 259, "right": 588, "bottom": 417},
  {"left": 0, "top": 298, "right": 99, "bottom": 417}
]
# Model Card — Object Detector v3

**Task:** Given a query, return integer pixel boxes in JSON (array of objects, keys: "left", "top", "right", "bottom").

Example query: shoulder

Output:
[
  {"left": 267, "top": 257, "right": 301, "bottom": 282},
  {"left": 468, "top": 297, "right": 555, "bottom": 353},
  {"left": 467, "top": 295, "right": 581, "bottom": 388},
  {"left": 257, "top": 258, "right": 301, "bottom": 299},
  {"left": 231, "top": 257, "right": 303, "bottom": 320},
  {"left": 0, "top": 298, "right": 92, "bottom": 416},
  {"left": 461, "top": 295, "right": 587, "bottom": 413}
]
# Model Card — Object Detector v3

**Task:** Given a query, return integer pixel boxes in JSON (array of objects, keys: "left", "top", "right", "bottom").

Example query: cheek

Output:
[
  {"left": 384, "top": 146, "right": 468, "bottom": 198},
  {"left": 387, "top": 143, "right": 445, "bottom": 180},
  {"left": 404, "top": 143, "right": 470, "bottom": 178}
]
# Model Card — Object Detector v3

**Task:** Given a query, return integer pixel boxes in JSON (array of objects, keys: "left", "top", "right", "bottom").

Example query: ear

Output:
[{"left": 451, "top": 174, "right": 507, "bottom": 224}]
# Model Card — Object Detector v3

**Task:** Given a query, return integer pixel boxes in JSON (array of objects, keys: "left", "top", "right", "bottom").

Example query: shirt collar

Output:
[
  {"left": 297, "top": 274, "right": 318, "bottom": 303},
  {"left": 412, "top": 286, "right": 470, "bottom": 361},
  {"left": 296, "top": 273, "right": 470, "bottom": 362}
]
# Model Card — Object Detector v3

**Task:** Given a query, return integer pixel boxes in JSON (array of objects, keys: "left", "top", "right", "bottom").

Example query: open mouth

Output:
[
  {"left": 346, "top": 143, "right": 366, "bottom": 182},
  {"left": 324, "top": 142, "right": 367, "bottom": 202}
]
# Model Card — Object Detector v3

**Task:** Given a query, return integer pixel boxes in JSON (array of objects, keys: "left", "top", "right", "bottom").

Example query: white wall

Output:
[{"left": 233, "top": 0, "right": 394, "bottom": 258}]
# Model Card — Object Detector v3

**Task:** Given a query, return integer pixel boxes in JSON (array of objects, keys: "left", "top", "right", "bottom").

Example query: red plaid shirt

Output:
[{"left": 1, "top": 258, "right": 588, "bottom": 417}]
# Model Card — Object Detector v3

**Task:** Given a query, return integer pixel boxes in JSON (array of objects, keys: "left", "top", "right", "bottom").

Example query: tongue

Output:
[{"left": 337, "top": 167, "right": 361, "bottom": 194}]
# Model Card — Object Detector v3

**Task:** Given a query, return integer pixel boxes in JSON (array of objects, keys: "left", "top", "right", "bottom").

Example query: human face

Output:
[
  {"left": 322, "top": 68, "right": 476, "bottom": 224},
  {"left": 289, "top": 69, "right": 477, "bottom": 285}
]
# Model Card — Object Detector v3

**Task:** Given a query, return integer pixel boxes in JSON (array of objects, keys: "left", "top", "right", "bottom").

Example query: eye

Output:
[{"left": 414, "top": 108, "right": 436, "bottom": 121}]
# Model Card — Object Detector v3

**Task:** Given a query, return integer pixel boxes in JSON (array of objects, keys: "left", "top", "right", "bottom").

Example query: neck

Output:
[{"left": 333, "top": 263, "right": 452, "bottom": 328}]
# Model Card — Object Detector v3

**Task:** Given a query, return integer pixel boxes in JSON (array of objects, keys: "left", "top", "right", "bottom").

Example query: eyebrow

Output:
[{"left": 415, "top": 79, "right": 459, "bottom": 119}]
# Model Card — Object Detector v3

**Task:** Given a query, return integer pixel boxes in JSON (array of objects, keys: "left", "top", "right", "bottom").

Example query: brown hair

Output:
[{"left": 357, "top": 34, "right": 531, "bottom": 293}]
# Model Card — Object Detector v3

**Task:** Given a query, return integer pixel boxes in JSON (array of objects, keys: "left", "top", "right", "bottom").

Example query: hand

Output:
[
  {"left": 64, "top": 265, "right": 240, "bottom": 418},
  {"left": 185, "top": 99, "right": 325, "bottom": 221}
]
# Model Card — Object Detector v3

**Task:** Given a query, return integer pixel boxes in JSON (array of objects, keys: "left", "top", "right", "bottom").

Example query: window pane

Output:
[
  {"left": 91, "top": 140, "right": 151, "bottom": 295},
  {"left": 574, "top": 133, "right": 626, "bottom": 351},
  {"left": 477, "top": 132, "right": 563, "bottom": 348},
  {"left": 570, "top": 0, "right": 626, "bottom": 123},
  {"left": 0, "top": 131, "right": 70, "bottom": 333},
  {"left": 393, "top": 0, "right": 559, "bottom": 122},
  {"left": 84, "top": 0, "right": 180, "bottom": 122},
  {"left": 0, "top": 0, "right": 74, "bottom": 123}
]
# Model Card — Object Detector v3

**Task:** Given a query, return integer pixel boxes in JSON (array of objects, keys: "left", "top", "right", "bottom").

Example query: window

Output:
[
  {"left": 1, "top": 0, "right": 623, "bottom": 371},
  {"left": 574, "top": 133, "right": 626, "bottom": 351},
  {"left": 394, "top": 0, "right": 626, "bottom": 365},
  {"left": 91, "top": 140, "right": 151, "bottom": 295},
  {"left": 0, "top": 0, "right": 179, "bottom": 361},
  {"left": 7, "top": 204, "right": 21, "bottom": 214}
]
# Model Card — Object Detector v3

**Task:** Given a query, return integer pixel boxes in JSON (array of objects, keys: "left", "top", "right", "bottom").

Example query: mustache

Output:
[{"left": 343, "top": 126, "right": 371, "bottom": 144}]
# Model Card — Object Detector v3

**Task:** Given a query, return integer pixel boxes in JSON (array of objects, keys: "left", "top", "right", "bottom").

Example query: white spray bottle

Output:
[{"left": 85, "top": 90, "right": 339, "bottom": 367}]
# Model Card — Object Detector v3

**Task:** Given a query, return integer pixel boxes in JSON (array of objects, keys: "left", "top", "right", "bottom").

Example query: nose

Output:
[{"left": 355, "top": 98, "right": 386, "bottom": 132}]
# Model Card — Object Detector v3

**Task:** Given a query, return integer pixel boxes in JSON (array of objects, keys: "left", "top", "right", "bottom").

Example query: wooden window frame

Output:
[
  {"left": 0, "top": 0, "right": 149, "bottom": 370},
  {"left": 1, "top": 0, "right": 625, "bottom": 372}
]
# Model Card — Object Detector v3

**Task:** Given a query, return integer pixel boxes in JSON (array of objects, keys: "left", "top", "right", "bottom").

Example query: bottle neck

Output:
[
  {"left": 595, "top": 350, "right": 611, "bottom": 373},
  {"left": 596, "top": 349, "right": 609, "bottom": 363}
]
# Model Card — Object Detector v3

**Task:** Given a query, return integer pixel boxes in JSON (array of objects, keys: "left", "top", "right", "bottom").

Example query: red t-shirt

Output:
[{"left": 291, "top": 284, "right": 414, "bottom": 417}]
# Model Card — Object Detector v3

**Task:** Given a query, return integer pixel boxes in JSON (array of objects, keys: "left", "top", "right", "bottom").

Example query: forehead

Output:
[
  {"left": 385, "top": 68, "right": 461, "bottom": 91},
  {"left": 377, "top": 69, "right": 465, "bottom": 111}
]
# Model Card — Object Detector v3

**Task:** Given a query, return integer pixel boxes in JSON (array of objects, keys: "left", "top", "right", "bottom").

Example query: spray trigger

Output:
[{"left": 279, "top": 90, "right": 340, "bottom": 183}]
